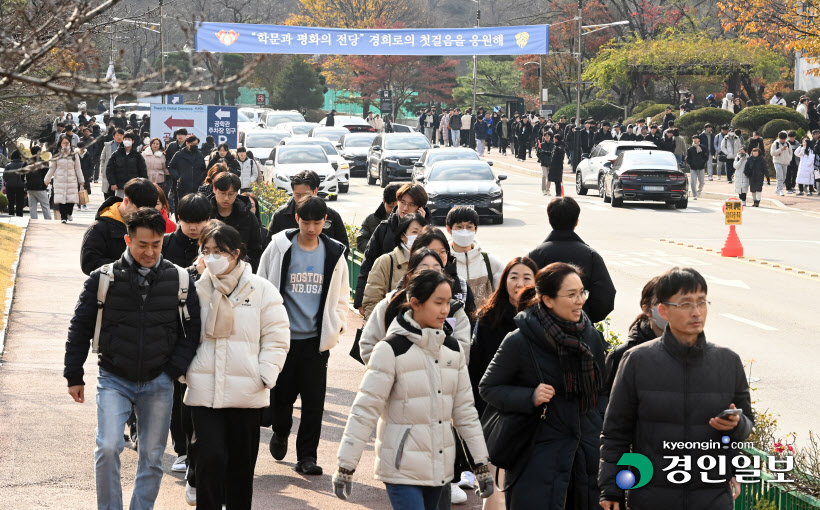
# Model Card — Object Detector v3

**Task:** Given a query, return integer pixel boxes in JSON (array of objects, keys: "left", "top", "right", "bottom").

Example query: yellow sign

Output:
[{"left": 725, "top": 200, "right": 742, "bottom": 225}]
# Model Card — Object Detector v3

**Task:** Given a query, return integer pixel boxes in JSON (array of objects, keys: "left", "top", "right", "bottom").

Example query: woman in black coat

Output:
[
  {"left": 745, "top": 147, "right": 768, "bottom": 206},
  {"left": 516, "top": 118, "right": 533, "bottom": 161},
  {"left": 548, "top": 135, "right": 566, "bottom": 196},
  {"left": 480, "top": 262, "right": 609, "bottom": 510},
  {"left": 537, "top": 132, "right": 554, "bottom": 195}
]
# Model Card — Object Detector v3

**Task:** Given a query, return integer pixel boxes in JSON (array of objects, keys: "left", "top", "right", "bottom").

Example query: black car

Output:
[
  {"left": 418, "top": 160, "right": 507, "bottom": 224},
  {"left": 412, "top": 147, "right": 486, "bottom": 182},
  {"left": 602, "top": 149, "right": 689, "bottom": 209},
  {"left": 367, "top": 133, "right": 432, "bottom": 188},
  {"left": 338, "top": 132, "right": 377, "bottom": 177}
]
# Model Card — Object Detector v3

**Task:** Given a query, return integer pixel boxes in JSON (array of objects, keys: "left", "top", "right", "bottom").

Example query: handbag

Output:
[
  {"left": 717, "top": 151, "right": 728, "bottom": 162},
  {"left": 480, "top": 335, "right": 547, "bottom": 490},
  {"left": 78, "top": 188, "right": 89, "bottom": 206},
  {"left": 349, "top": 327, "right": 365, "bottom": 364},
  {"left": 814, "top": 169, "right": 820, "bottom": 180}
]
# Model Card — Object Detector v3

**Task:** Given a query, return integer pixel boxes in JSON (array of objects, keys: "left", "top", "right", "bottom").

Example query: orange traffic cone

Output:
[
  {"left": 561, "top": 182, "right": 565, "bottom": 197},
  {"left": 721, "top": 225, "right": 743, "bottom": 257}
]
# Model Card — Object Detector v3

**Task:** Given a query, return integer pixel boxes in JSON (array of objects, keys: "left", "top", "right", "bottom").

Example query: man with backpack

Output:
[
  {"left": 445, "top": 206, "right": 505, "bottom": 308},
  {"left": 65, "top": 207, "right": 201, "bottom": 509}
]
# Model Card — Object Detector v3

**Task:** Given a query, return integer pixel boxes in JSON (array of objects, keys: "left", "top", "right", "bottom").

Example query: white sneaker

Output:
[
  {"left": 185, "top": 482, "right": 196, "bottom": 506},
  {"left": 451, "top": 483, "right": 468, "bottom": 505},
  {"left": 172, "top": 455, "right": 187, "bottom": 472},
  {"left": 67, "top": 215, "right": 73, "bottom": 222},
  {"left": 458, "top": 471, "right": 477, "bottom": 490}
]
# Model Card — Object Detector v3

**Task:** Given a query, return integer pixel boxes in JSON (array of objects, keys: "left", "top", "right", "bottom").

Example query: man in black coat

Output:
[
  {"left": 168, "top": 135, "right": 207, "bottom": 198},
  {"left": 593, "top": 121, "right": 613, "bottom": 145},
  {"left": 599, "top": 267, "right": 754, "bottom": 510},
  {"left": 699, "top": 124, "right": 717, "bottom": 180},
  {"left": 105, "top": 132, "right": 148, "bottom": 197},
  {"left": 325, "top": 109, "right": 336, "bottom": 127},
  {"left": 210, "top": 172, "right": 263, "bottom": 271},
  {"left": 65, "top": 207, "right": 201, "bottom": 508},
  {"left": 80, "top": 178, "right": 158, "bottom": 275},
  {"left": 165, "top": 129, "right": 188, "bottom": 166},
  {"left": 527, "top": 197, "right": 616, "bottom": 323},
  {"left": 579, "top": 120, "right": 596, "bottom": 157},
  {"left": 162, "top": 193, "right": 211, "bottom": 274},
  {"left": 266, "top": 170, "right": 349, "bottom": 250},
  {"left": 647, "top": 125, "right": 663, "bottom": 148},
  {"left": 357, "top": 183, "right": 399, "bottom": 252}
]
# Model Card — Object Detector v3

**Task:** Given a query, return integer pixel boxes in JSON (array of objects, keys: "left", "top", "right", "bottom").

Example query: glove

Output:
[
  {"left": 474, "top": 464, "right": 495, "bottom": 499},
  {"left": 332, "top": 467, "right": 354, "bottom": 500}
]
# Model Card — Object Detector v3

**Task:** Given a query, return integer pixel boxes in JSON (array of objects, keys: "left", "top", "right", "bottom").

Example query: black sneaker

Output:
[
  {"left": 294, "top": 459, "right": 323, "bottom": 475},
  {"left": 269, "top": 432, "right": 288, "bottom": 461}
]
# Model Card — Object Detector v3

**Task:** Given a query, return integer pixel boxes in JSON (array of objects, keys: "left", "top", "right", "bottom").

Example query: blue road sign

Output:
[
  {"left": 167, "top": 94, "right": 184, "bottom": 105},
  {"left": 206, "top": 106, "right": 238, "bottom": 149}
]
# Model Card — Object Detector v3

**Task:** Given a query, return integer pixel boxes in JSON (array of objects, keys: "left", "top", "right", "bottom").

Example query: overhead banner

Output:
[{"left": 195, "top": 22, "right": 549, "bottom": 56}]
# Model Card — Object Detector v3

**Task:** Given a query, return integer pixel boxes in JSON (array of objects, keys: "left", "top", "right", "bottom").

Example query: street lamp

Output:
[
  {"left": 470, "top": 0, "right": 480, "bottom": 114},
  {"left": 523, "top": 61, "right": 543, "bottom": 114}
]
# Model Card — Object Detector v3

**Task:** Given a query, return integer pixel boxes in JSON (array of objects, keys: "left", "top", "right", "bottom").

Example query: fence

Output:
[{"left": 734, "top": 448, "right": 820, "bottom": 510}]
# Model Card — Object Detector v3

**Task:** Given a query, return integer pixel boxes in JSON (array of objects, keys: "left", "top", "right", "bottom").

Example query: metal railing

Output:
[{"left": 735, "top": 448, "right": 820, "bottom": 509}]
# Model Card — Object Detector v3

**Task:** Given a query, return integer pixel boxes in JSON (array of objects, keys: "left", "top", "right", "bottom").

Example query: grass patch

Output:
[{"left": 0, "top": 223, "right": 24, "bottom": 330}]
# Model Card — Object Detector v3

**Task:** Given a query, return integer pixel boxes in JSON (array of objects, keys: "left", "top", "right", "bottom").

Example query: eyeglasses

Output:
[
  {"left": 663, "top": 300, "right": 710, "bottom": 312},
  {"left": 556, "top": 290, "right": 589, "bottom": 302}
]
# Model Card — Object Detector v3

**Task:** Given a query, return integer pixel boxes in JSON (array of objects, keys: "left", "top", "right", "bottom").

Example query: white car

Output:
[
  {"left": 318, "top": 115, "right": 375, "bottom": 133},
  {"left": 238, "top": 107, "right": 270, "bottom": 124},
  {"left": 575, "top": 140, "right": 658, "bottom": 197},
  {"left": 274, "top": 122, "right": 320, "bottom": 137},
  {"left": 237, "top": 110, "right": 260, "bottom": 134},
  {"left": 238, "top": 129, "right": 289, "bottom": 165},
  {"left": 308, "top": 126, "right": 351, "bottom": 144},
  {"left": 279, "top": 136, "right": 350, "bottom": 193},
  {"left": 259, "top": 110, "right": 307, "bottom": 129},
  {"left": 266, "top": 145, "right": 338, "bottom": 200}
]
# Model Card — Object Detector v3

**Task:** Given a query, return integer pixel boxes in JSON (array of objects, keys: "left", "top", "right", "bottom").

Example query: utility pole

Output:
[
  {"left": 160, "top": 0, "right": 166, "bottom": 103},
  {"left": 573, "top": 0, "right": 583, "bottom": 172},
  {"left": 539, "top": 54, "right": 543, "bottom": 114},
  {"left": 471, "top": 0, "right": 480, "bottom": 113}
]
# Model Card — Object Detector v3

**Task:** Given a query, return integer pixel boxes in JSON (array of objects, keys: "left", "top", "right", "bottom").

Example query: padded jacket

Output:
[
  {"left": 184, "top": 263, "right": 290, "bottom": 408},
  {"left": 80, "top": 196, "right": 127, "bottom": 275},
  {"left": 105, "top": 147, "right": 148, "bottom": 189},
  {"left": 362, "top": 246, "right": 409, "bottom": 320},
  {"left": 45, "top": 151, "right": 84, "bottom": 204},
  {"left": 337, "top": 312, "right": 489, "bottom": 485}
]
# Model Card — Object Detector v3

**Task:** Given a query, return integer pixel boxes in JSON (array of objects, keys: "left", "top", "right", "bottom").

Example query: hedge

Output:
[
  {"left": 782, "top": 90, "right": 805, "bottom": 106},
  {"left": 0, "top": 192, "right": 7, "bottom": 213},
  {"left": 733, "top": 105, "right": 809, "bottom": 132},
  {"left": 631, "top": 100, "right": 656, "bottom": 117},
  {"left": 761, "top": 119, "right": 800, "bottom": 139},
  {"left": 640, "top": 104, "right": 673, "bottom": 120},
  {"left": 807, "top": 88, "right": 820, "bottom": 101},
  {"left": 554, "top": 103, "right": 589, "bottom": 121},
  {"left": 585, "top": 101, "right": 623, "bottom": 122},
  {"left": 676, "top": 108, "right": 736, "bottom": 137}
]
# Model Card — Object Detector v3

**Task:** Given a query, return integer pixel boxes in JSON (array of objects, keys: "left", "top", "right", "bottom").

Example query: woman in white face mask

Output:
[
  {"left": 603, "top": 276, "right": 664, "bottom": 393},
  {"left": 184, "top": 221, "right": 290, "bottom": 508},
  {"left": 44, "top": 135, "right": 84, "bottom": 223},
  {"left": 142, "top": 137, "right": 171, "bottom": 197},
  {"left": 361, "top": 212, "right": 427, "bottom": 320}
]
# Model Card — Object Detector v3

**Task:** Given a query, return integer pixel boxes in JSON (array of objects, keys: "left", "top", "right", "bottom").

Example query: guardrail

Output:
[
  {"left": 259, "top": 197, "right": 274, "bottom": 231},
  {"left": 735, "top": 447, "right": 820, "bottom": 509}
]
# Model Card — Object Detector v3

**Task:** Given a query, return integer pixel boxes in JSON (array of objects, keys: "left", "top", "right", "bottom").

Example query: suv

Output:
[
  {"left": 575, "top": 140, "right": 658, "bottom": 197},
  {"left": 280, "top": 136, "right": 350, "bottom": 192},
  {"left": 259, "top": 110, "right": 306, "bottom": 129},
  {"left": 367, "top": 133, "right": 432, "bottom": 188},
  {"left": 265, "top": 145, "right": 338, "bottom": 200}
]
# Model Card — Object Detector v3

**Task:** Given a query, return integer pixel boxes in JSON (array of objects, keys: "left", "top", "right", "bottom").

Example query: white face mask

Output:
[
  {"left": 451, "top": 229, "right": 476, "bottom": 248},
  {"left": 122, "top": 140, "right": 133, "bottom": 148},
  {"left": 404, "top": 234, "right": 417, "bottom": 250},
  {"left": 203, "top": 253, "right": 231, "bottom": 275},
  {"left": 651, "top": 305, "right": 668, "bottom": 331}
]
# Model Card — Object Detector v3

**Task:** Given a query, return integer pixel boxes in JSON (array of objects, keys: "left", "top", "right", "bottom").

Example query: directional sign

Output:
[
  {"left": 380, "top": 89, "right": 393, "bottom": 114},
  {"left": 724, "top": 199, "right": 742, "bottom": 225},
  {"left": 166, "top": 94, "right": 184, "bottom": 105},
  {"left": 150, "top": 104, "right": 238, "bottom": 148},
  {"left": 207, "top": 106, "right": 238, "bottom": 149}
]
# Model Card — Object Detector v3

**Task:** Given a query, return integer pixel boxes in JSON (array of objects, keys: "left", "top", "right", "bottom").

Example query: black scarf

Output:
[{"left": 534, "top": 303, "right": 601, "bottom": 412}]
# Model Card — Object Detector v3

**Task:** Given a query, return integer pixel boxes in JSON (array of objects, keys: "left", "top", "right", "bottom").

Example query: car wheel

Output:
[
  {"left": 496, "top": 213, "right": 504, "bottom": 224},
  {"left": 611, "top": 186, "right": 623, "bottom": 208},
  {"left": 380, "top": 165, "right": 388, "bottom": 188},
  {"left": 576, "top": 171, "right": 588, "bottom": 195},
  {"left": 675, "top": 197, "right": 688, "bottom": 209},
  {"left": 366, "top": 163, "right": 377, "bottom": 185},
  {"left": 340, "top": 182, "right": 349, "bottom": 193},
  {"left": 598, "top": 174, "right": 607, "bottom": 199},
  {"left": 328, "top": 194, "right": 338, "bottom": 201}
]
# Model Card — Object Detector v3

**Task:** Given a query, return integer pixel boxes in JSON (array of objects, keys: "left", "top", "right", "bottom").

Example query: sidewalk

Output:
[{"left": 482, "top": 152, "right": 820, "bottom": 213}]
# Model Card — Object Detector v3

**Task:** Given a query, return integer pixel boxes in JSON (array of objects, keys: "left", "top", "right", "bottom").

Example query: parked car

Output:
[
  {"left": 391, "top": 123, "right": 417, "bottom": 133},
  {"left": 238, "top": 107, "right": 271, "bottom": 124},
  {"left": 576, "top": 140, "right": 658, "bottom": 197},
  {"left": 238, "top": 129, "right": 288, "bottom": 165},
  {"left": 279, "top": 136, "right": 350, "bottom": 192},
  {"left": 274, "top": 122, "right": 320, "bottom": 137},
  {"left": 264, "top": 145, "right": 338, "bottom": 200},
  {"left": 412, "top": 147, "right": 486, "bottom": 182},
  {"left": 418, "top": 160, "right": 506, "bottom": 224},
  {"left": 259, "top": 110, "right": 307, "bottom": 129},
  {"left": 237, "top": 110, "right": 259, "bottom": 133},
  {"left": 337, "top": 132, "right": 377, "bottom": 177},
  {"left": 319, "top": 115, "right": 375, "bottom": 133},
  {"left": 308, "top": 126, "right": 351, "bottom": 144},
  {"left": 602, "top": 149, "right": 688, "bottom": 209},
  {"left": 367, "top": 133, "right": 432, "bottom": 188}
]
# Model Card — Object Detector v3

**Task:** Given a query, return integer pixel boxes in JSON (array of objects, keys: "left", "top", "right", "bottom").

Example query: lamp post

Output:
[
  {"left": 160, "top": 0, "right": 165, "bottom": 103},
  {"left": 523, "top": 61, "right": 542, "bottom": 113},
  {"left": 471, "top": 0, "right": 480, "bottom": 114}
]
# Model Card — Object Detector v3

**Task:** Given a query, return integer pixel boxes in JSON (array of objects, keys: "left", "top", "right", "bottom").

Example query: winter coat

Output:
[
  {"left": 355, "top": 211, "right": 401, "bottom": 308},
  {"left": 449, "top": 113, "right": 462, "bottom": 130},
  {"left": 236, "top": 156, "right": 260, "bottom": 188},
  {"left": 662, "top": 135, "right": 676, "bottom": 153},
  {"left": 661, "top": 113, "right": 676, "bottom": 131},
  {"left": 99, "top": 141, "right": 117, "bottom": 192},
  {"left": 468, "top": 299, "right": 517, "bottom": 417},
  {"left": 168, "top": 147, "right": 208, "bottom": 197},
  {"left": 479, "top": 306, "right": 609, "bottom": 508},
  {"left": 517, "top": 122, "right": 534, "bottom": 145},
  {"left": 473, "top": 119, "right": 489, "bottom": 139},
  {"left": 142, "top": 147, "right": 168, "bottom": 184},
  {"left": 599, "top": 331, "right": 754, "bottom": 510},
  {"left": 337, "top": 311, "right": 489, "bottom": 485},
  {"left": 527, "top": 230, "right": 616, "bottom": 323},
  {"left": 550, "top": 142, "right": 566, "bottom": 179},
  {"left": 699, "top": 131, "right": 717, "bottom": 156},
  {"left": 45, "top": 150, "right": 84, "bottom": 204},
  {"left": 593, "top": 129, "right": 612, "bottom": 146},
  {"left": 24, "top": 160, "right": 48, "bottom": 191},
  {"left": 795, "top": 145, "right": 816, "bottom": 185},
  {"left": 771, "top": 139, "right": 793, "bottom": 165},
  {"left": 603, "top": 318, "right": 657, "bottom": 394},
  {"left": 747, "top": 137, "right": 764, "bottom": 154},
  {"left": 745, "top": 154, "right": 767, "bottom": 192},
  {"left": 184, "top": 263, "right": 290, "bottom": 409},
  {"left": 257, "top": 229, "right": 349, "bottom": 353},
  {"left": 721, "top": 93, "right": 734, "bottom": 111},
  {"left": 265, "top": 198, "right": 349, "bottom": 251},
  {"left": 356, "top": 202, "right": 390, "bottom": 252},
  {"left": 362, "top": 246, "right": 409, "bottom": 320},
  {"left": 106, "top": 147, "right": 148, "bottom": 189},
  {"left": 206, "top": 152, "right": 241, "bottom": 177},
  {"left": 686, "top": 145, "right": 708, "bottom": 170},
  {"left": 325, "top": 112, "right": 335, "bottom": 127},
  {"left": 674, "top": 136, "right": 687, "bottom": 157},
  {"left": 210, "top": 195, "right": 264, "bottom": 271},
  {"left": 3, "top": 158, "right": 26, "bottom": 188},
  {"left": 162, "top": 227, "right": 199, "bottom": 269},
  {"left": 64, "top": 254, "right": 202, "bottom": 386},
  {"left": 720, "top": 135, "right": 742, "bottom": 159},
  {"left": 450, "top": 241, "right": 504, "bottom": 308},
  {"left": 80, "top": 196, "right": 127, "bottom": 275},
  {"left": 537, "top": 140, "right": 554, "bottom": 168},
  {"left": 360, "top": 289, "right": 471, "bottom": 366},
  {"left": 733, "top": 154, "right": 751, "bottom": 193}
]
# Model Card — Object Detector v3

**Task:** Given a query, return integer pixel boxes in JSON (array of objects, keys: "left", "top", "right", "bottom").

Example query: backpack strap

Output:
[
  {"left": 388, "top": 253, "right": 395, "bottom": 291},
  {"left": 481, "top": 252, "right": 494, "bottom": 292},
  {"left": 92, "top": 263, "right": 115, "bottom": 353},
  {"left": 175, "top": 265, "right": 191, "bottom": 337}
]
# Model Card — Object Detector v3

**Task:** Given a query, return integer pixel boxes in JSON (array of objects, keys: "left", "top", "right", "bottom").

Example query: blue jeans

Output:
[
  {"left": 95, "top": 368, "right": 174, "bottom": 510},
  {"left": 384, "top": 483, "right": 446, "bottom": 510}
]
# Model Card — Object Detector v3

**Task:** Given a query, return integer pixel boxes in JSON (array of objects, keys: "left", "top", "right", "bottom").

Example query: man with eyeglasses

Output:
[{"left": 599, "top": 267, "right": 754, "bottom": 510}]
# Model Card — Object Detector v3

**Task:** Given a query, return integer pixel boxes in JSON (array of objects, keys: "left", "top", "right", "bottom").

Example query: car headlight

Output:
[
  {"left": 383, "top": 157, "right": 399, "bottom": 163},
  {"left": 427, "top": 193, "right": 439, "bottom": 203},
  {"left": 489, "top": 189, "right": 502, "bottom": 198},
  {"left": 275, "top": 174, "right": 289, "bottom": 182}
]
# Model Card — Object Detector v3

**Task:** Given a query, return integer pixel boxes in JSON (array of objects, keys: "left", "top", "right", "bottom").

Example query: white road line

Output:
[
  {"left": 751, "top": 207, "right": 785, "bottom": 215},
  {"left": 505, "top": 200, "right": 530, "bottom": 207},
  {"left": 517, "top": 190, "right": 540, "bottom": 195},
  {"left": 504, "top": 205, "right": 523, "bottom": 212},
  {"left": 720, "top": 313, "right": 777, "bottom": 331}
]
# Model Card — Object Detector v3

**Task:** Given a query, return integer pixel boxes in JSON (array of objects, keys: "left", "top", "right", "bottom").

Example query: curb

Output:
[
  {"left": 484, "top": 157, "right": 577, "bottom": 183},
  {"left": 0, "top": 224, "right": 28, "bottom": 358},
  {"left": 697, "top": 190, "right": 789, "bottom": 211}
]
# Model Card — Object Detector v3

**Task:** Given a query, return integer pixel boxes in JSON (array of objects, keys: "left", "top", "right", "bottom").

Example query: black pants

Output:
[
  {"left": 170, "top": 379, "right": 187, "bottom": 456},
  {"left": 512, "top": 136, "right": 519, "bottom": 156},
  {"left": 58, "top": 203, "right": 74, "bottom": 219},
  {"left": 517, "top": 142, "right": 528, "bottom": 160},
  {"left": 725, "top": 161, "right": 735, "bottom": 182},
  {"left": 6, "top": 186, "right": 25, "bottom": 216},
  {"left": 499, "top": 138, "right": 509, "bottom": 154},
  {"left": 786, "top": 163, "right": 798, "bottom": 190},
  {"left": 190, "top": 406, "right": 260, "bottom": 510},
  {"left": 103, "top": 190, "right": 114, "bottom": 200},
  {"left": 93, "top": 160, "right": 101, "bottom": 181},
  {"left": 272, "top": 337, "right": 329, "bottom": 462}
]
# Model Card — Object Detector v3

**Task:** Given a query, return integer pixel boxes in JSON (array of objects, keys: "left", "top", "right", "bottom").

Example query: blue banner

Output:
[{"left": 195, "top": 22, "right": 549, "bottom": 56}]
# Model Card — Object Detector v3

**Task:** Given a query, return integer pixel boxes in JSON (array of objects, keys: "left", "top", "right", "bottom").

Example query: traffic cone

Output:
[
  {"left": 561, "top": 182, "right": 565, "bottom": 196},
  {"left": 721, "top": 225, "right": 743, "bottom": 257}
]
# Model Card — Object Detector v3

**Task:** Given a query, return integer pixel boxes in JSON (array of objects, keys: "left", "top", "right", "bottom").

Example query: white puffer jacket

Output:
[
  {"left": 795, "top": 145, "right": 816, "bottom": 186},
  {"left": 337, "top": 312, "right": 489, "bottom": 485},
  {"left": 184, "top": 263, "right": 291, "bottom": 409},
  {"left": 45, "top": 150, "right": 84, "bottom": 204},
  {"left": 771, "top": 139, "right": 794, "bottom": 166},
  {"left": 733, "top": 154, "right": 751, "bottom": 193}
]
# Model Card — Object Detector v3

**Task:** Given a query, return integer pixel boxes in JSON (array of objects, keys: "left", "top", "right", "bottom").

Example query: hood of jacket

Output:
[
  {"left": 95, "top": 195, "right": 125, "bottom": 224},
  {"left": 386, "top": 311, "right": 447, "bottom": 354}
]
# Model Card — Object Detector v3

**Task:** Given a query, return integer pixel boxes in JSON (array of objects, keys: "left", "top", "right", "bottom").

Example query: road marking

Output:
[
  {"left": 702, "top": 274, "right": 750, "bottom": 289},
  {"left": 720, "top": 313, "right": 777, "bottom": 331},
  {"left": 517, "top": 190, "right": 540, "bottom": 195},
  {"left": 504, "top": 205, "right": 523, "bottom": 212},
  {"left": 505, "top": 200, "right": 530, "bottom": 207}
]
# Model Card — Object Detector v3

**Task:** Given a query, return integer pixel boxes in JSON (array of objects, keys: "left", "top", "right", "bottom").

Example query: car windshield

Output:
[
  {"left": 266, "top": 113, "right": 305, "bottom": 127},
  {"left": 344, "top": 136, "right": 376, "bottom": 147},
  {"left": 246, "top": 133, "right": 286, "bottom": 147},
  {"left": 622, "top": 152, "right": 677, "bottom": 166},
  {"left": 290, "top": 124, "right": 315, "bottom": 135},
  {"left": 239, "top": 110, "right": 257, "bottom": 120},
  {"left": 289, "top": 140, "right": 338, "bottom": 155},
  {"left": 237, "top": 111, "right": 252, "bottom": 122},
  {"left": 430, "top": 164, "right": 494, "bottom": 181},
  {"left": 615, "top": 146, "right": 652, "bottom": 156},
  {"left": 427, "top": 151, "right": 479, "bottom": 166},
  {"left": 385, "top": 136, "right": 431, "bottom": 150},
  {"left": 277, "top": 147, "right": 327, "bottom": 164}
]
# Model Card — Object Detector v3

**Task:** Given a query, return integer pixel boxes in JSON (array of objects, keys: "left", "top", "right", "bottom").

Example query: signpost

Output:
[
  {"left": 166, "top": 94, "right": 184, "bottom": 105},
  {"left": 256, "top": 93, "right": 266, "bottom": 106},
  {"left": 540, "top": 104, "right": 556, "bottom": 116},
  {"left": 379, "top": 89, "right": 393, "bottom": 115},
  {"left": 721, "top": 198, "right": 743, "bottom": 257},
  {"left": 150, "top": 104, "right": 238, "bottom": 149}
]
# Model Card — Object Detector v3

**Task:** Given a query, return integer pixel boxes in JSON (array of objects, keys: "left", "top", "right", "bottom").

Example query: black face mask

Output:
[{"left": 189, "top": 145, "right": 198, "bottom": 151}]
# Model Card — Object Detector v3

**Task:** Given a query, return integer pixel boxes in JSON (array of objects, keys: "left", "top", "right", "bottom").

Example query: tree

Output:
[
  {"left": 453, "top": 59, "right": 521, "bottom": 108},
  {"left": 269, "top": 57, "right": 325, "bottom": 110},
  {"left": 286, "top": 0, "right": 420, "bottom": 28}
]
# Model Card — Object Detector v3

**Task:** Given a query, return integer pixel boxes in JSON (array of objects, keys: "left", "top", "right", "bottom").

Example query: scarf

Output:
[
  {"left": 123, "top": 249, "right": 161, "bottom": 300},
  {"left": 534, "top": 303, "right": 601, "bottom": 412},
  {"left": 204, "top": 260, "right": 245, "bottom": 340}
]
